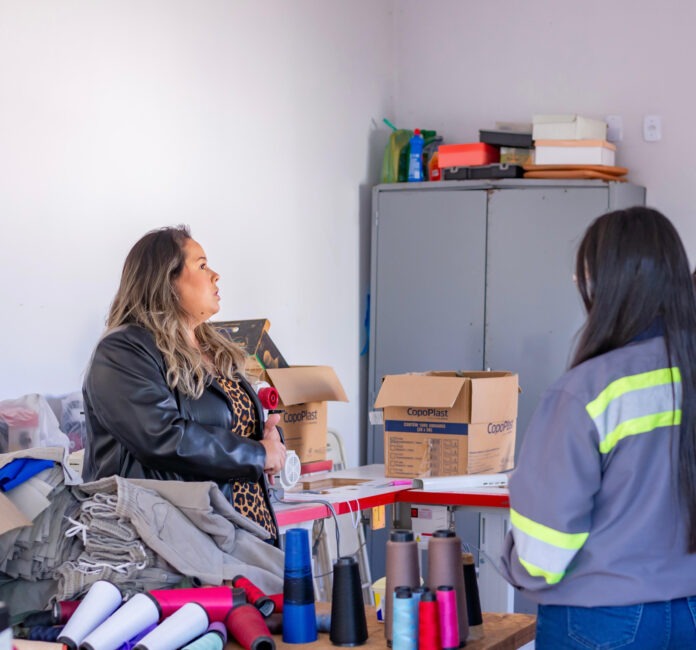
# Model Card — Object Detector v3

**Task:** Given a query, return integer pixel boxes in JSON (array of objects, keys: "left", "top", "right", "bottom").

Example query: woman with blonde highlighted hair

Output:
[{"left": 83, "top": 226, "right": 286, "bottom": 544}]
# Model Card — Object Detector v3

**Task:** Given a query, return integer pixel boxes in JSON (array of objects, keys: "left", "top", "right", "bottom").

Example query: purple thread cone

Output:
[{"left": 121, "top": 623, "right": 157, "bottom": 649}]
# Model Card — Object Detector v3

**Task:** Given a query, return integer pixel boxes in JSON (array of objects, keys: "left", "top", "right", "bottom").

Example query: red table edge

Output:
[
  {"left": 276, "top": 490, "right": 402, "bottom": 526},
  {"left": 398, "top": 489, "right": 510, "bottom": 508},
  {"left": 276, "top": 486, "right": 509, "bottom": 527}
]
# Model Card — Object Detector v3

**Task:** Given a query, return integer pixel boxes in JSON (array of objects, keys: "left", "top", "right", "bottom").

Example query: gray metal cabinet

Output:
[{"left": 366, "top": 179, "right": 646, "bottom": 464}]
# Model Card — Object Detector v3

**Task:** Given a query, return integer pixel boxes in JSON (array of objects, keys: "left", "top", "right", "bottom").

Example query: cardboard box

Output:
[
  {"left": 266, "top": 366, "right": 348, "bottom": 463},
  {"left": 214, "top": 319, "right": 289, "bottom": 371},
  {"left": 500, "top": 146, "right": 535, "bottom": 166},
  {"left": 374, "top": 371, "right": 518, "bottom": 478},
  {"left": 532, "top": 114, "right": 607, "bottom": 141}
]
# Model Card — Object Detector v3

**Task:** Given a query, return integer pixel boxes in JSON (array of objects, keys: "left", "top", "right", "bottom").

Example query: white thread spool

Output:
[
  {"left": 134, "top": 602, "right": 209, "bottom": 650},
  {"left": 79, "top": 593, "right": 160, "bottom": 650},
  {"left": 57, "top": 580, "right": 123, "bottom": 649}
]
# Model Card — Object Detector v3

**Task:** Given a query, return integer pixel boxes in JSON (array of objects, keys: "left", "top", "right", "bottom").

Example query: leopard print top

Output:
[{"left": 217, "top": 375, "right": 276, "bottom": 539}]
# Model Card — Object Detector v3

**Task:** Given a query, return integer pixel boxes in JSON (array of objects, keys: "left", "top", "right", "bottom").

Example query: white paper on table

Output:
[{"left": 413, "top": 473, "right": 509, "bottom": 491}]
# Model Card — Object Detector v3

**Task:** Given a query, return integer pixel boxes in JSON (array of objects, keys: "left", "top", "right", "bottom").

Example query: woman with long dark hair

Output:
[
  {"left": 501, "top": 207, "right": 696, "bottom": 647},
  {"left": 83, "top": 226, "right": 287, "bottom": 545}
]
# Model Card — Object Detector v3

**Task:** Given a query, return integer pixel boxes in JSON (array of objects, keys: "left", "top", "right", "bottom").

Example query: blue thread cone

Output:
[
  {"left": 282, "top": 528, "right": 317, "bottom": 643},
  {"left": 392, "top": 588, "right": 417, "bottom": 650}
]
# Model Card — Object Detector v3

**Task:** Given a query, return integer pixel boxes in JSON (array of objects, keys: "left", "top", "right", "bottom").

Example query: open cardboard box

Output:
[
  {"left": 214, "top": 319, "right": 348, "bottom": 464},
  {"left": 374, "top": 370, "right": 519, "bottom": 478},
  {"left": 266, "top": 366, "right": 348, "bottom": 463},
  {"left": 214, "top": 319, "right": 288, "bottom": 371}
]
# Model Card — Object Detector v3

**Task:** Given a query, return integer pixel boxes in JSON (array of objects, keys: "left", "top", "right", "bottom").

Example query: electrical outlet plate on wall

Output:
[{"left": 643, "top": 115, "right": 662, "bottom": 142}]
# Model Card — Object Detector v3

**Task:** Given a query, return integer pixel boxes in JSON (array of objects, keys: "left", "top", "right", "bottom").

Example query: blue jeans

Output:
[{"left": 536, "top": 598, "right": 696, "bottom": 649}]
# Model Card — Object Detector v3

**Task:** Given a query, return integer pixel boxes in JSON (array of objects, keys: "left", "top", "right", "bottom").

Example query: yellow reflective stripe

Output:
[
  {"left": 586, "top": 367, "right": 681, "bottom": 419},
  {"left": 599, "top": 410, "right": 681, "bottom": 454},
  {"left": 510, "top": 508, "right": 589, "bottom": 550},
  {"left": 518, "top": 557, "right": 564, "bottom": 585}
]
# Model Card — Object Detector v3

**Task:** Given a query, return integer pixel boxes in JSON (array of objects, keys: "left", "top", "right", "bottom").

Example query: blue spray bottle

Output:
[{"left": 407, "top": 129, "right": 424, "bottom": 182}]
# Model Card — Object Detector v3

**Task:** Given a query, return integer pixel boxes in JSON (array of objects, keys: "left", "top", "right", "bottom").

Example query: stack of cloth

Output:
[
  {"left": 0, "top": 448, "right": 285, "bottom": 622},
  {"left": 0, "top": 448, "right": 82, "bottom": 619},
  {"left": 55, "top": 475, "right": 285, "bottom": 600},
  {"left": 55, "top": 488, "right": 183, "bottom": 600}
]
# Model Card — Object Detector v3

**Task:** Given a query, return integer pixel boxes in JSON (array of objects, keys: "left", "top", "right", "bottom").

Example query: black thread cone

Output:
[
  {"left": 462, "top": 553, "right": 483, "bottom": 626},
  {"left": 330, "top": 556, "right": 368, "bottom": 646}
]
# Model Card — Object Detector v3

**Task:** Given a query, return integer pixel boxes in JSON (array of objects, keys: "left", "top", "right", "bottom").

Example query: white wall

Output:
[
  {"left": 0, "top": 0, "right": 395, "bottom": 466},
  {"left": 7, "top": 0, "right": 695, "bottom": 470},
  {"left": 394, "top": 0, "right": 696, "bottom": 257}
]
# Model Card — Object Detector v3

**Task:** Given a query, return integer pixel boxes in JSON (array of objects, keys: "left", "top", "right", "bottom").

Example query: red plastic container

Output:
[{"left": 438, "top": 143, "right": 499, "bottom": 168}]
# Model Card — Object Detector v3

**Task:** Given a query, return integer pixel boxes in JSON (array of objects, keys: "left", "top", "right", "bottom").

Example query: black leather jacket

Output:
[{"left": 82, "top": 324, "right": 278, "bottom": 537}]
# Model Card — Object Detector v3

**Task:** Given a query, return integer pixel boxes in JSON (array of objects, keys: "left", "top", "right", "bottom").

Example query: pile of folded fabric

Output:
[
  {"left": 55, "top": 475, "right": 284, "bottom": 601},
  {"left": 54, "top": 489, "right": 183, "bottom": 600},
  {"left": 0, "top": 448, "right": 82, "bottom": 619},
  {"left": 0, "top": 448, "right": 285, "bottom": 623}
]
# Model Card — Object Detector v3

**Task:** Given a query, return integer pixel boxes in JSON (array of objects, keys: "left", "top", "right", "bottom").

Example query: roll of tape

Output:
[{"left": 278, "top": 450, "right": 301, "bottom": 490}]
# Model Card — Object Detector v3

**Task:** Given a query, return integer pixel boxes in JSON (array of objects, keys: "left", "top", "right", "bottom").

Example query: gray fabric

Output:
[
  {"left": 0, "top": 461, "right": 81, "bottom": 617},
  {"left": 0, "top": 578, "right": 59, "bottom": 622},
  {"left": 83, "top": 533, "right": 149, "bottom": 564},
  {"left": 121, "top": 478, "right": 284, "bottom": 591},
  {"left": 56, "top": 479, "right": 184, "bottom": 599},
  {"left": 128, "top": 477, "right": 271, "bottom": 550},
  {"left": 0, "top": 482, "right": 80, "bottom": 579},
  {"left": 54, "top": 560, "right": 183, "bottom": 602},
  {"left": 69, "top": 476, "right": 284, "bottom": 594},
  {"left": 0, "top": 464, "right": 284, "bottom": 607}
]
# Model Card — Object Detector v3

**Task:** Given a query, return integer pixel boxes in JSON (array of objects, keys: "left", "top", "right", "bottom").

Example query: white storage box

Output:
[
  {"left": 534, "top": 140, "right": 616, "bottom": 166},
  {"left": 533, "top": 114, "right": 607, "bottom": 141}
]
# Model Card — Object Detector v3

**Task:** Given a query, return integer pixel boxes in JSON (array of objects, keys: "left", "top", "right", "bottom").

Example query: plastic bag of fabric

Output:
[
  {"left": 59, "top": 391, "right": 86, "bottom": 452},
  {"left": 0, "top": 394, "right": 70, "bottom": 453}
]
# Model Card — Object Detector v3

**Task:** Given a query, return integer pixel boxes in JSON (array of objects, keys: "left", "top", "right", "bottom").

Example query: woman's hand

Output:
[{"left": 260, "top": 413, "right": 286, "bottom": 484}]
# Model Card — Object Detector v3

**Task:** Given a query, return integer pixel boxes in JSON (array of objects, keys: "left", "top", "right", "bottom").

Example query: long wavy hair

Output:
[
  {"left": 106, "top": 225, "right": 246, "bottom": 398},
  {"left": 572, "top": 206, "right": 696, "bottom": 552}
]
